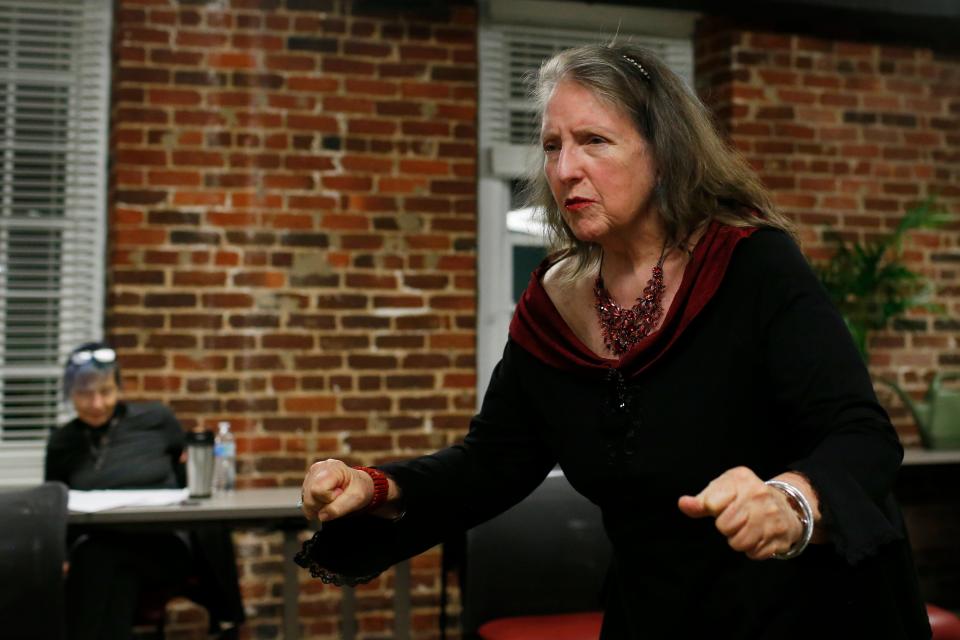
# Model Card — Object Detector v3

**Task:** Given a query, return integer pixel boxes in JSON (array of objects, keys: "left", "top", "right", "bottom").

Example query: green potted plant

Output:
[
  {"left": 812, "top": 197, "right": 958, "bottom": 448},
  {"left": 814, "top": 197, "right": 951, "bottom": 361}
]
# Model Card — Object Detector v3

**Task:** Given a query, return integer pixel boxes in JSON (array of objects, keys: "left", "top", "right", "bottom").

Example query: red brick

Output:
[
  {"left": 380, "top": 177, "right": 428, "bottom": 193},
  {"left": 401, "top": 121, "right": 449, "bottom": 137},
  {"left": 315, "top": 417, "right": 366, "bottom": 432},
  {"left": 400, "top": 159, "right": 449, "bottom": 175},
  {"left": 287, "top": 76, "right": 339, "bottom": 93},
  {"left": 205, "top": 211, "right": 256, "bottom": 228},
  {"left": 438, "top": 142, "right": 474, "bottom": 157},
  {"left": 171, "top": 314, "right": 222, "bottom": 329},
  {"left": 206, "top": 51, "right": 255, "bottom": 70},
  {"left": 227, "top": 153, "right": 281, "bottom": 170},
  {"left": 344, "top": 41, "right": 392, "bottom": 58},
  {"left": 347, "top": 435, "right": 393, "bottom": 451},
  {"left": 228, "top": 112, "right": 281, "bottom": 130},
  {"left": 341, "top": 156, "right": 393, "bottom": 172},
  {"left": 233, "top": 271, "right": 286, "bottom": 287},
  {"left": 172, "top": 271, "right": 226, "bottom": 287},
  {"left": 232, "top": 33, "right": 283, "bottom": 50},
  {"left": 437, "top": 255, "right": 474, "bottom": 270},
  {"left": 346, "top": 195, "right": 396, "bottom": 212},
  {"left": 286, "top": 114, "right": 338, "bottom": 132},
  {"left": 266, "top": 54, "right": 315, "bottom": 71},
  {"left": 114, "top": 207, "right": 144, "bottom": 224},
  {"left": 284, "top": 396, "right": 336, "bottom": 412},
  {"left": 176, "top": 31, "right": 228, "bottom": 47},
  {"left": 283, "top": 155, "right": 336, "bottom": 171},
  {"left": 228, "top": 314, "right": 279, "bottom": 329},
  {"left": 114, "top": 228, "right": 168, "bottom": 245},
  {"left": 202, "top": 293, "right": 254, "bottom": 308},
  {"left": 112, "top": 311, "right": 163, "bottom": 329},
  {"left": 347, "top": 118, "right": 397, "bottom": 135},
  {"left": 150, "top": 88, "right": 203, "bottom": 106},
  {"left": 321, "top": 175, "right": 373, "bottom": 191},
  {"left": 344, "top": 78, "right": 398, "bottom": 97},
  {"left": 263, "top": 175, "right": 314, "bottom": 190},
  {"left": 262, "top": 214, "right": 311, "bottom": 230},
  {"left": 820, "top": 93, "right": 858, "bottom": 108},
  {"left": 863, "top": 95, "right": 902, "bottom": 110},
  {"left": 323, "top": 57, "right": 375, "bottom": 75},
  {"left": 148, "top": 170, "right": 202, "bottom": 187},
  {"left": 401, "top": 82, "right": 451, "bottom": 99},
  {"left": 173, "top": 192, "right": 226, "bottom": 206},
  {"left": 399, "top": 396, "right": 447, "bottom": 411},
  {"left": 118, "top": 148, "right": 171, "bottom": 168},
  {"left": 168, "top": 150, "right": 222, "bottom": 167},
  {"left": 840, "top": 144, "right": 881, "bottom": 159}
]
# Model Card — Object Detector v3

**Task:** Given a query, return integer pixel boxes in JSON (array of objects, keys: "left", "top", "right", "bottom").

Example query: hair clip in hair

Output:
[{"left": 621, "top": 55, "right": 651, "bottom": 82}]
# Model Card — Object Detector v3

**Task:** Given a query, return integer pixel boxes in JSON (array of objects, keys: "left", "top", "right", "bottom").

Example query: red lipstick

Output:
[{"left": 564, "top": 197, "right": 593, "bottom": 210}]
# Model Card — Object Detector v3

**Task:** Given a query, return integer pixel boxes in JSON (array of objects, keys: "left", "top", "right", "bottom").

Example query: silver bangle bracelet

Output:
[{"left": 764, "top": 479, "right": 814, "bottom": 560}]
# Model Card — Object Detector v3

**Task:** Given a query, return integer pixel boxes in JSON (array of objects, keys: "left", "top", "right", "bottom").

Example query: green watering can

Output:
[{"left": 880, "top": 373, "right": 960, "bottom": 450}]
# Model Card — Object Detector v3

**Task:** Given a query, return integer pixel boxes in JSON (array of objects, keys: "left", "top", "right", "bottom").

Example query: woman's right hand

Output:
[{"left": 300, "top": 459, "right": 380, "bottom": 522}]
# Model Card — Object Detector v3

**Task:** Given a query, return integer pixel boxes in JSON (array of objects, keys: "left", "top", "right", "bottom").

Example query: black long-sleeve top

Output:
[
  {"left": 298, "top": 228, "right": 930, "bottom": 639},
  {"left": 45, "top": 402, "right": 184, "bottom": 489}
]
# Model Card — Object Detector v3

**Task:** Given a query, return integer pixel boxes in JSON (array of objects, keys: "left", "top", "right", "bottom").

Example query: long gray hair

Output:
[{"left": 525, "top": 43, "right": 795, "bottom": 277}]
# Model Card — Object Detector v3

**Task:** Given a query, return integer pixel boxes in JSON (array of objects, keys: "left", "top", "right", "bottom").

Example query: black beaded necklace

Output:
[{"left": 86, "top": 415, "right": 118, "bottom": 472}]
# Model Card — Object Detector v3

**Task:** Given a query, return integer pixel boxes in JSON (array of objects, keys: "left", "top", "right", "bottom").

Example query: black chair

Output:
[
  {"left": 0, "top": 482, "right": 69, "bottom": 640},
  {"left": 460, "top": 470, "right": 611, "bottom": 640}
]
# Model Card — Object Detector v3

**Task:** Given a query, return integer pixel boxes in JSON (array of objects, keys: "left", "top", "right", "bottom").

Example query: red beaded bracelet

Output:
[{"left": 352, "top": 466, "right": 389, "bottom": 512}]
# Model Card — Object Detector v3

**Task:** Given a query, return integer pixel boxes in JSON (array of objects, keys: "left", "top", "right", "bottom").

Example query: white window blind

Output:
[
  {"left": 480, "top": 23, "right": 694, "bottom": 166},
  {"left": 0, "top": 0, "right": 111, "bottom": 486}
]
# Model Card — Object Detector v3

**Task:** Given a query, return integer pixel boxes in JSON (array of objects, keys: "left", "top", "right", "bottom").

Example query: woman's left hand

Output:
[{"left": 677, "top": 466, "right": 814, "bottom": 560}]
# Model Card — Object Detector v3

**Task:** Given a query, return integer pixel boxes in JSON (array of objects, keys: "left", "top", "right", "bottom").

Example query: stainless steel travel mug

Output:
[{"left": 185, "top": 429, "right": 215, "bottom": 498}]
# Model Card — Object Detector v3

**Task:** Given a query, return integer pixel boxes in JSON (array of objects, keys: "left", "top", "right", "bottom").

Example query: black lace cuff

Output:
[{"left": 293, "top": 530, "right": 381, "bottom": 587}]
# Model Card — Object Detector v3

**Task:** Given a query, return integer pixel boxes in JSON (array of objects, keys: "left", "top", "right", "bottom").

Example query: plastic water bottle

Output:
[{"left": 213, "top": 421, "right": 236, "bottom": 493}]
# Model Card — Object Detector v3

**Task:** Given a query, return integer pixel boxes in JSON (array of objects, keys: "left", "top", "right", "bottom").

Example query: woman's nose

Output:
[{"left": 556, "top": 147, "right": 583, "bottom": 182}]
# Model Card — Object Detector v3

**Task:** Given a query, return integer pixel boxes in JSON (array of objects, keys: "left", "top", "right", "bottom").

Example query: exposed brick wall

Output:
[
  {"left": 109, "top": 0, "right": 476, "bottom": 637},
  {"left": 695, "top": 22, "right": 960, "bottom": 444}
]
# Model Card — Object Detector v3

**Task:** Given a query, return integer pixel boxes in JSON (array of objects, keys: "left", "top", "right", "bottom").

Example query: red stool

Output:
[
  {"left": 478, "top": 611, "right": 603, "bottom": 640},
  {"left": 929, "top": 604, "right": 960, "bottom": 640}
]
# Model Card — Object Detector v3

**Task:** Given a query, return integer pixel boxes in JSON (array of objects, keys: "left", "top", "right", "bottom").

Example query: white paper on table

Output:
[{"left": 68, "top": 488, "right": 190, "bottom": 513}]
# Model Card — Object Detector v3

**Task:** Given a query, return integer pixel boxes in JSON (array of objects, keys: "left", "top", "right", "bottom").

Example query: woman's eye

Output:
[{"left": 542, "top": 142, "right": 558, "bottom": 152}]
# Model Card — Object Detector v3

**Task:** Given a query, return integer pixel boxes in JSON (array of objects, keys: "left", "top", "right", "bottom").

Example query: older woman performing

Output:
[{"left": 295, "top": 45, "right": 930, "bottom": 638}]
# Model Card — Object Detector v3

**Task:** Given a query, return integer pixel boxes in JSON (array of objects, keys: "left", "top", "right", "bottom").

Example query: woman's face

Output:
[
  {"left": 71, "top": 372, "right": 119, "bottom": 428},
  {"left": 541, "top": 79, "right": 658, "bottom": 245}
]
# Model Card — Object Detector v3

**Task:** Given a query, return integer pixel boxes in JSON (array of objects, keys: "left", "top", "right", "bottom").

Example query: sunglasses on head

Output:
[{"left": 70, "top": 348, "right": 116, "bottom": 366}]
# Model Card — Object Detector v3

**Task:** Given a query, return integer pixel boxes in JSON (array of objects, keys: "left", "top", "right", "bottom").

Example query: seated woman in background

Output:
[{"left": 45, "top": 342, "right": 244, "bottom": 640}]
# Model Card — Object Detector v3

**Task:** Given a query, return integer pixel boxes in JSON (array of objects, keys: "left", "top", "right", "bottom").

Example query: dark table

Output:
[{"left": 68, "top": 487, "right": 309, "bottom": 639}]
